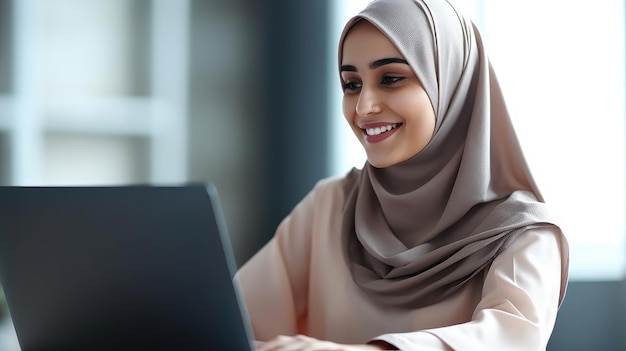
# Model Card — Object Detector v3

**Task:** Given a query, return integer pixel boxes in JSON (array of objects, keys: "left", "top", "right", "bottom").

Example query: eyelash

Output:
[
  {"left": 381, "top": 76, "right": 404, "bottom": 85},
  {"left": 342, "top": 76, "right": 405, "bottom": 92},
  {"left": 342, "top": 81, "right": 361, "bottom": 91}
]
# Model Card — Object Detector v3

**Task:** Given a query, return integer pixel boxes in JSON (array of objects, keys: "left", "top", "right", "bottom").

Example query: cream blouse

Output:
[{"left": 235, "top": 176, "right": 565, "bottom": 351}]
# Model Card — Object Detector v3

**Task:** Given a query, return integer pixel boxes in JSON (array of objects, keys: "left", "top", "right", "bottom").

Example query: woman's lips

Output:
[{"left": 361, "top": 122, "right": 402, "bottom": 143}]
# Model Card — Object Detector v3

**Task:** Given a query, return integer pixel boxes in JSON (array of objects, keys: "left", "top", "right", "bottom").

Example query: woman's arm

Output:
[
  {"left": 234, "top": 186, "right": 318, "bottom": 341},
  {"left": 373, "top": 227, "right": 567, "bottom": 351}
]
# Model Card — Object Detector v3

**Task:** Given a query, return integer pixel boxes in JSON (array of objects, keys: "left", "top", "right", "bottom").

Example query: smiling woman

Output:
[
  {"left": 236, "top": 0, "right": 569, "bottom": 350},
  {"left": 332, "top": 0, "right": 626, "bottom": 282}
]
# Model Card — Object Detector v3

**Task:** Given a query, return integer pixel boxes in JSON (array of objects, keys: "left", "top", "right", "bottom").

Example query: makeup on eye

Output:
[
  {"left": 342, "top": 80, "right": 362, "bottom": 92},
  {"left": 381, "top": 76, "right": 405, "bottom": 86},
  {"left": 341, "top": 75, "right": 406, "bottom": 92},
  {"left": 340, "top": 58, "right": 411, "bottom": 93}
]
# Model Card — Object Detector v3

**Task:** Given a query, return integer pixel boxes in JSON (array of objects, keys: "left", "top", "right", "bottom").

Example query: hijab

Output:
[{"left": 339, "top": 0, "right": 569, "bottom": 308}]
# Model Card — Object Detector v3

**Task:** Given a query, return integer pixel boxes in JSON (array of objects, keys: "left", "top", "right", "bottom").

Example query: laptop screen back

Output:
[{"left": 0, "top": 185, "right": 253, "bottom": 351}]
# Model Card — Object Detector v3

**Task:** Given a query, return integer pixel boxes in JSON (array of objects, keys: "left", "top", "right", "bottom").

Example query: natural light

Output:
[{"left": 329, "top": 0, "right": 626, "bottom": 281}]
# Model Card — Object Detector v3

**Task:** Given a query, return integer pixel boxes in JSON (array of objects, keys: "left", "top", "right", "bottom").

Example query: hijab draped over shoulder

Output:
[{"left": 339, "top": 0, "right": 569, "bottom": 308}]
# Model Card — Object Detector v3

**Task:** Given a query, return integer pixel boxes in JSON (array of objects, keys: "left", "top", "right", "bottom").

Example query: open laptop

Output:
[{"left": 0, "top": 184, "right": 254, "bottom": 351}]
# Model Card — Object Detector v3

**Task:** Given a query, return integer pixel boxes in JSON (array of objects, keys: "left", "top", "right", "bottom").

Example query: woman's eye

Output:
[
  {"left": 342, "top": 81, "right": 362, "bottom": 92},
  {"left": 381, "top": 76, "right": 404, "bottom": 86}
]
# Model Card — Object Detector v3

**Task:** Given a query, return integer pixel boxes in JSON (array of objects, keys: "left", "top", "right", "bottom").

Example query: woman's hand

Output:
[{"left": 255, "top": 334, "right": 395, "bottom": 351}]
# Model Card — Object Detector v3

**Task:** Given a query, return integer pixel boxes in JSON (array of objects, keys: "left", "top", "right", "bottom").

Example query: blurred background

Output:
[{"left": 0, "top": 0, "right": 624, "bottom": 350}]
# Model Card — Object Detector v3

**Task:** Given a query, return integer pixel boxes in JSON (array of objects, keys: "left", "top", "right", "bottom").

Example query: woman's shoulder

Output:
[
  {"left": 309, "top": 168, "right": 362, "bottom": 200},
  {"left": 290, "top": 168, "right": 362, "bottom": 215},
  {"left": 275, "top": 169, "right": 362, "bottom": 240}
]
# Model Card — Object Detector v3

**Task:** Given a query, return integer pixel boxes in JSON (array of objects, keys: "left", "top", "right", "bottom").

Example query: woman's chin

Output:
[
  {"left": 367, "top": 152, "right": 420, "bottom": 169},
  {"left": 367, "top": 158, "right": 398, "bottom": 169}
]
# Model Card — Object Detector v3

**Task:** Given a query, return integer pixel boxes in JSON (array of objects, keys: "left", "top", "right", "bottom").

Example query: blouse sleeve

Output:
[
  {"left": 234, "top": 187, "right": 317, "bottom": 341},
  {"left": 374, "top": 227, "right": 568, "bottom": 351}
]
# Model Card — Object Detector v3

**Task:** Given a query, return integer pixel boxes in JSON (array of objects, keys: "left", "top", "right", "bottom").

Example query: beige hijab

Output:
[{"left": 339, "top": 0, "right": 568, "bottom": 308}]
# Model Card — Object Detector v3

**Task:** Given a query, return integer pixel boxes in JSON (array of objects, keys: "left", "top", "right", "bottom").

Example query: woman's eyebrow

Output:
[
  {"left": 340, "top": 65, "right": 356, "bottom": 72},
  {"left": 371, "top": 57, "right": 408, "bottom": 69},
  {"left": 340, "top": 58, "right": 408, "bottom": 73}
]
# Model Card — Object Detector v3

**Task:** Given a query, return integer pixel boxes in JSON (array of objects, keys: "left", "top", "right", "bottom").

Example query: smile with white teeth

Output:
[{"left": 365, "top": 123, "right": 399, "bottom": 136}]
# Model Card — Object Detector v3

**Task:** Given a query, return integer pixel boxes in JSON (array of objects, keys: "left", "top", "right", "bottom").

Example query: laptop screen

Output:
[{"left": 0, "top": 185, "right": 253, "bottom": 350}]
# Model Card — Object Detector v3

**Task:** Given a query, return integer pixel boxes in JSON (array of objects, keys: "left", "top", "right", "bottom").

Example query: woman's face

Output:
[{"left": 341, "top": 21, "right": 436, "bottom": 168}]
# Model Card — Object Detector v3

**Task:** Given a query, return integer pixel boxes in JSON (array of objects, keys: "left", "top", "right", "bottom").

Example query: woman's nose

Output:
[{"left": 355, "top": 86, "right": 381, "bottom": 117}]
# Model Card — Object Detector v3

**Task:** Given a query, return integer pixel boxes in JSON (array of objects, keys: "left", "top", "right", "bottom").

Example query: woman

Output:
[{"left": 237, "top": 0, "right": 569, "bottom": 350}]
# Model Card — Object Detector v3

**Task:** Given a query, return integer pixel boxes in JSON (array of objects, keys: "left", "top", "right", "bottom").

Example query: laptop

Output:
[{"left": 0, "top": 184, "right": 254, "bottom": 351}]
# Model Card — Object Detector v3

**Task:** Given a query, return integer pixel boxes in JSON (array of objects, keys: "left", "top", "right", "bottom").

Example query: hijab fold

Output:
[{"left": 339, "top": 0, "right": 569, "bottom": 308}]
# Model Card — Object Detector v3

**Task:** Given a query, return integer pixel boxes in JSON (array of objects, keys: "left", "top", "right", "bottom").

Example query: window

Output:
[{"left": 330, "top": 0, "right": 626, "bottom": 280}]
